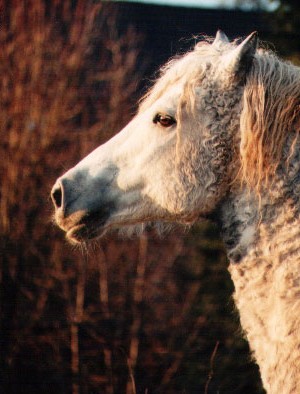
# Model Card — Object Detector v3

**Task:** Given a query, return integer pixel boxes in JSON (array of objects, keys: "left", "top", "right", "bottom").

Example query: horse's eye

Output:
[{"left": 153, "top": 113, "right": 176, "bottom": 128}]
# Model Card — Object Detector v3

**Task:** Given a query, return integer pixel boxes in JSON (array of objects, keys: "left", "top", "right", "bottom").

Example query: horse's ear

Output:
[
  {"left": 224, "top": 31, "right": 258, "bottom": 79},
  {"left": 212, "top": 30, "right": 229, "bottom": 49}
]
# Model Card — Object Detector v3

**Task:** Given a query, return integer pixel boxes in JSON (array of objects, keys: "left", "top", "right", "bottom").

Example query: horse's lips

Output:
[
  {"left": 66, "top": 224, "right": 84, "bottom": 243},
  {"left": 66, "top": 221, "right": 107, "bottom": 243},
  {"left": 64, "top": 204, "right": 114, "bottom": 243}
]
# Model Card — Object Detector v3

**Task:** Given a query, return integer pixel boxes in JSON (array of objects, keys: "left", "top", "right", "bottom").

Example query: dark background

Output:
[{"left": 117, "top": 2, "right": 267, "bottom": 72}]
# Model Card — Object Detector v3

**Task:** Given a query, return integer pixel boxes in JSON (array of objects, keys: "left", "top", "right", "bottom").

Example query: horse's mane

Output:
[
  {"left": 240, "top": 50, "right": 300, "bottom": 191},
  {"left": 140, "top": 38, "right": 300, "bottom": 192}
]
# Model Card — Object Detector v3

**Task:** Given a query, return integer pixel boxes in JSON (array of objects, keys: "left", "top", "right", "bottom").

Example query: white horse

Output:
[{"left": 52, "top": 31, "right": 300, "bottom": 393}]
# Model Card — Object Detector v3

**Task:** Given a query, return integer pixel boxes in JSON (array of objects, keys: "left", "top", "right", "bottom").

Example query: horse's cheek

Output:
[{"left": 175, "top": 138, "right": 229, "bottom": 213}]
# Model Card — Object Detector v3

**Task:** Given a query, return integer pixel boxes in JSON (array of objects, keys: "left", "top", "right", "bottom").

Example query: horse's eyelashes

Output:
[{"left": 153, "top": 113, "right": 176, "bottom": 128}]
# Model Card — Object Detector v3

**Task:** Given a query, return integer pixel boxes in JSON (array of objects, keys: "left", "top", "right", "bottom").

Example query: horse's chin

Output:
[
  {"left": 56, "top": 205, "right": 113, "bottom": 244},
  {"left": 64, "top": 211, "right": 200, "bottom": 244},
  {"left": 65, "top": 219, "right": 148, "bottom": 244},
  {"left": 63, "top": 211, "right": 111, "bottom": 244},
  {"left": 65, "top": 220, "right": 163, "bottom": 243},
  {"left": 66, "top": 223, "right": 108, "bottom": 244}
]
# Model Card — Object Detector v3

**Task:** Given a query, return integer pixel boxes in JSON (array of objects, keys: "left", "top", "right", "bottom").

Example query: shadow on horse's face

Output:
[{"left": 52, "top": 32, "right": 258, "bottom": 243}]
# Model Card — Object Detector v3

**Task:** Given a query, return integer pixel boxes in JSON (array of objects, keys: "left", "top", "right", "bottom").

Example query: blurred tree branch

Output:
[{"left": 0, "top": 1, "right": 143, "bottom": 392}]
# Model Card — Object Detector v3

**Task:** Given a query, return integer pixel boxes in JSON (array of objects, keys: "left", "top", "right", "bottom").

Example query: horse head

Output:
[{"left": 51, "top": 31, "right": 258, "bottom": 243}]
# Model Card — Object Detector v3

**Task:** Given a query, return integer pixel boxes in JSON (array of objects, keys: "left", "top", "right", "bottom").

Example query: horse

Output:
[{"left": 52, "top": 31, "right": 300, "bottom": 393}]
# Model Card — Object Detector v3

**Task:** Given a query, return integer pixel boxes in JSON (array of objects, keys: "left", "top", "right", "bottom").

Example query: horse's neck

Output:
[{"left": 220, "top": 169, "right": 300, "bottom": 393}]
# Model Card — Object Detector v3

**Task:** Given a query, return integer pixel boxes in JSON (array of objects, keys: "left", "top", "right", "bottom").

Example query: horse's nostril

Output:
[{"left": 51, "top": 183, "right": 63, "bottom": 209}]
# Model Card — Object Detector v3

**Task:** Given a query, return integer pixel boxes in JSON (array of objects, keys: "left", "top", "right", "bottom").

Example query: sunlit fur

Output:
[{"left": 240, "top": 50, "right": 300, "bottom": 192}]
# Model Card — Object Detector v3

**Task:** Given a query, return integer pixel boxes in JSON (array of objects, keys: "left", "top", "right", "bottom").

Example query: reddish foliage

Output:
[{"left": 0, "top": 2, "right": 263, "bottom": 393}]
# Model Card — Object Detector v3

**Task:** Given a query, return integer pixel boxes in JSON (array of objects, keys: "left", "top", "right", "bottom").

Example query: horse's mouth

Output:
[
  {"left": 66, "top": 223, "right": 107, "bottom": 243},
  {"left": 59, "top": 206, "right": 113, "bottom": 243}
]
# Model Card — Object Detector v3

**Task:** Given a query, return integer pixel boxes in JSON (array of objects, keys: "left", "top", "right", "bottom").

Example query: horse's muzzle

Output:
[{"left": 51, "top": 178, "right": 113, "bottom": 243}]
